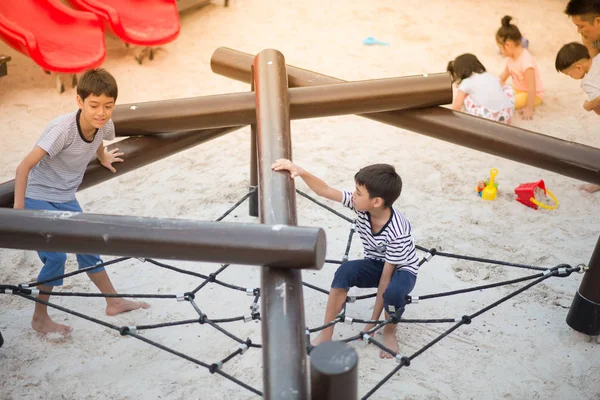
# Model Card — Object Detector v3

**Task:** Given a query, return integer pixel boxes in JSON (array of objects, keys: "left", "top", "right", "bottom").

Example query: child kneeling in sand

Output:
[
  {"left": 447, "top": 53, "right": 515, "bottom": 123},
  {"left": 13, "top": 69, "right": 150, "bottom": 336},
  {"left": 555, "top": 42, "right": 600, "bottom": 194},
  {"left": 497, "top": 15, "right": 544, "bottom": 120},
  {"left": 271, "top": 159, "right": 419, "bottom": 359}
]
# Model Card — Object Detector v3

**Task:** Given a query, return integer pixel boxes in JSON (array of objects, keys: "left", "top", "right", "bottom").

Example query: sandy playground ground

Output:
[{"left": 0, "top": 0, "right": 599, "bottom": 399}]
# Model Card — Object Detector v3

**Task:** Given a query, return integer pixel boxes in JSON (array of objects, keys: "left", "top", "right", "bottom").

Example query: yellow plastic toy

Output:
[{"left": 481, "top": 168, "right": 498, "bottom": 201}]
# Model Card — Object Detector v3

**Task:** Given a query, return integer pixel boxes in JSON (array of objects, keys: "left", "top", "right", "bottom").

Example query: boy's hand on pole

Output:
[{"left": 99, "top": 147, "right": 124, "bottom": 173}]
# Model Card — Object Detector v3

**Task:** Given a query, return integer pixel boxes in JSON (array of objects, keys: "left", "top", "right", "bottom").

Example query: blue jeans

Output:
[
  {"left": 331, "top": 258, "right": 417, "bottom": 316},
  {"left": 25, "top": 197, "right": 105, "bottom": 286}
]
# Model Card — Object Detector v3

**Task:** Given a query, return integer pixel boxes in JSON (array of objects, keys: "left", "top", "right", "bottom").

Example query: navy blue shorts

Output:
[{"left": 331, "top": 258, "right": 417, "bottom": 316}]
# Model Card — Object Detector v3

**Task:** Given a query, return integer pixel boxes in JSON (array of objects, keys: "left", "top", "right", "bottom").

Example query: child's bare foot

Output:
[
  {"left": 380, "top": 328, "right": 399, "bottom": 359},
  {"left": 311, "top": 332, "right": 332, "bottom": 347},
  {"left": 580, "top": 184, "right": 600, "bottom": 193},
  {"left": 106, "top": 299, "right": 151, "bottom": 316},
  {"left": 32, "top": 315, "right": 72, "bottom": 336}
]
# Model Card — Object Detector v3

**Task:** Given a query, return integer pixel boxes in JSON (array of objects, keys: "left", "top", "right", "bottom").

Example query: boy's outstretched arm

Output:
[
  {"left": 13, "top": 147, "right": 47, "bottom": 209},
  {"left": 271, "top": 159, "right": 342, "bottom": 202},
  {"left": 369, "top": 262, "right": 396, "bottom": 323}
]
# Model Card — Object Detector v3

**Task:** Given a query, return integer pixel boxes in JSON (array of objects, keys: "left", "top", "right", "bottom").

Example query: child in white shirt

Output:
[
  {"left": 555, "top": 41, "right": 600, "bottom": 194},
  {"left": 447, "top": 53, "right": 515, "bottom": 123}
]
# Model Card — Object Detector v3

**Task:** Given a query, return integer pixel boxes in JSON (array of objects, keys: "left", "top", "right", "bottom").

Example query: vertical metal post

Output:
[
  {"left": 310, "top": 341, "right": 358, "bottom": 400},
  {"left": 249, "top": 64, "right": 259, "bottom": 217},
  {"left": 566, "top": 235, "right": 600, "bottom": 336},
  {"left": 254, "top": 49, "right": 309, "bottom": 399}
]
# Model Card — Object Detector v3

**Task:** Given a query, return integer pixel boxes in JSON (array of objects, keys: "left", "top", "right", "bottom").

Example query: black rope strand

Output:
[
  {"left": 434, "top": 251, "right": 547, "bottom": 271},
  {"left": 296, "top": 189, "right": 354, "bottom": 223},
  {"left": 204, "top": 319, "right": 261, "bottom": 348},
  {"left": 36, "top": 290, "right": 177, "bottom": 299},
  {"left": 417, "top": 273, "right": 545, "bottom": 300},
  {"left": 215, "top": 189, "right": 255, "bottom": 222},
  {"left": 136, "top": 319, "right": 201, "bottom": 330},
  {"left": 469, "top": 270, "right": 558, "bottom": 320},
  {"left": 146, "top": 259, "right": 211, "bottom": 279},
  {"left": 191, "top": 264, "right": 231, "bottom": 294}
]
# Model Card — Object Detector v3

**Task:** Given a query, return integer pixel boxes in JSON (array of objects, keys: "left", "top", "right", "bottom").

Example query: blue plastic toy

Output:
[{"left": 363, "top": 37, "right": 389, "bottom": 46}]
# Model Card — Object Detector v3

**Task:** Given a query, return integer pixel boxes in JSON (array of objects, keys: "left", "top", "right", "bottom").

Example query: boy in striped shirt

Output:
[
  {"left": 272, "top": 159, "right": 419, "bottom": 358},
  {"left": 13, "top": 69, "right": 150, "bottom": 337}
]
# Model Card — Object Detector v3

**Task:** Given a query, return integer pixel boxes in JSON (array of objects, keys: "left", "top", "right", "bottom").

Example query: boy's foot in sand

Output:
[
  {"left": 380, "top": 329, "right": 399, "bottom": 359},
  {"left": 106, "top": 299, "right": 151, "bottom": 316},
  {"left": 311, "top": 332, "right": 332, "bottom": 347},
  {"left": 32, "top": 316, "right": 72, "bottom": 336},
  {"left": 580, "top": 184, "right": 600, "bottom": 193}
]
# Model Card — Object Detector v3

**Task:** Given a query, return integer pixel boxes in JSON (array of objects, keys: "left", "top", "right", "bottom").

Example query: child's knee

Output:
[
  {"left": 331, "top": 263, "right": 354, "bottom": 290},
  {"left": 383, "top": 287, "right": 407, "bottom": 315}
]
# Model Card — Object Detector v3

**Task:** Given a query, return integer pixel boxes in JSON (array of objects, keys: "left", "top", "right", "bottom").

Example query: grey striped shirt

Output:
[
  {"left": 342, "top": 191, "right": 420, "bottom": 275},
  {"left": 26, "top": 110, "right": 115, "bottom": 203}
]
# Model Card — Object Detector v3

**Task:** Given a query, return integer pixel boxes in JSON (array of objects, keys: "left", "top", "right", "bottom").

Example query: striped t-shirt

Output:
[
  {"left": 342, "top": 191, "right": 420, "bottom": 275},
  {"left": 26, "top": 110, "right": 115, "bottom": 203}
]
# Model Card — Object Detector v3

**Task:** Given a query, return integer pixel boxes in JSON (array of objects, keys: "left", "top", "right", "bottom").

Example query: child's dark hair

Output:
[
  {"left": 77, "top": 68, "right": 118, "bottom": 101},
  {"left": 447, "top": 53, "right": 486, "bottom": 84},
  {"left": 555, "top": 42, "right": 591, "bottom": 72},
  {"left": 354, "top": 164, "right": 402, "bottom": 208},
  {"left": 496, "top": 15, "right": 522, "bottom": 44},
  {"left": 565, "top": 0, "right": 600, "bottom": 22}
]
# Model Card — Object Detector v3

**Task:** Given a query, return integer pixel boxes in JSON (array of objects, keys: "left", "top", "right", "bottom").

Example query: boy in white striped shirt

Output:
[
  {"left": 13, "top": 69, "right": 150, "bottom": 337},
  {"left": 272, "top": 159, "right": 419, "bottom": 358}
]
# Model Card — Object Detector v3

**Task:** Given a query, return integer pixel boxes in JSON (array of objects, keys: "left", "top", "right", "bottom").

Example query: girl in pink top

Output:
[{"left": 496, "top": 16, "right": 544, "bottom": 120}]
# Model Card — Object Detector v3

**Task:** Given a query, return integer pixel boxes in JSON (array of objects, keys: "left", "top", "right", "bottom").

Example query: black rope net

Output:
[{"left": 0, "top": 188, "right": 587, "bottom": 399}]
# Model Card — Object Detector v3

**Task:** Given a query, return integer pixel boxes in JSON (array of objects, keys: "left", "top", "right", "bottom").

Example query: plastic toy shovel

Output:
[
  {"left": 482, "top": 168, "right": 498, "bottom": 201},
  {"left": 363, "top": 37, "right": 389, "bottom": 46}
]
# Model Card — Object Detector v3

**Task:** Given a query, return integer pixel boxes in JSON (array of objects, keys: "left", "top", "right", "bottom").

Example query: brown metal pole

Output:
[
  {"left": 0, "top": 127, "right": 239, "bottom": 208},
  {"left": 210, "top": 47, "right": 600, "bottom": 185},
  {"left": 249, "top": 64, "right": 259, "bottom": 217},
  {"left": 111, "top": 74, "right": 451, "bottom": 136},
  {"left": 255, "top": 49, "right": 311, "bottom": 399},
  {"left": 310, "top": 341, "right": 358, "bottom": 400},
  {"left": 566, "top": 235, "right": 600, "bottom": 336},
  {"left": 0, "top": 208, "right": 326, "bottom": 269}
]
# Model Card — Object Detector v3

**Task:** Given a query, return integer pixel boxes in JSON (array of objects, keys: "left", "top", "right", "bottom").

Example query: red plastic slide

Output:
[
  {"left": 67, "top": 0, "right": 180, "bottom": 46},
  {"left": 0, "top": 0, "right": 105, "bottom": 73}
]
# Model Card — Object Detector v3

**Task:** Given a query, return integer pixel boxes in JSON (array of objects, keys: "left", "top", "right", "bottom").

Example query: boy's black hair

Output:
[
  {"left": 77, "top": 68, "right": 118, "bottom": 101},
  {"left": 496, "top": 15, "right": 523, "bottom": 44},
  {"left": 354, "top": 164, "right": 402, "bottom": 208},
  {"left": 565, "top": 0, "right": 600, "bottom": 22},
  {"left": 555, "top": 42, "right": 591, "bottom": 72},
  {"left": 447, "top": 53, "right": 486, "bottom": 84}
]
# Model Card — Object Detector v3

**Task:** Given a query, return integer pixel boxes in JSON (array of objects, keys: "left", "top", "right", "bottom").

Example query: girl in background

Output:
[
  {"left": 496, "top": 15, "right": 544, "bottom": 120},
  {"left": 447, "top": 53, "right": 515, "bottom": 123}
]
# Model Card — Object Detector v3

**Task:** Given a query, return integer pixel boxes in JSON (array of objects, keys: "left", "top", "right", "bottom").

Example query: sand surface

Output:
[{"left": 0, "top": 0, "right": 599, "bottom": 399}]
